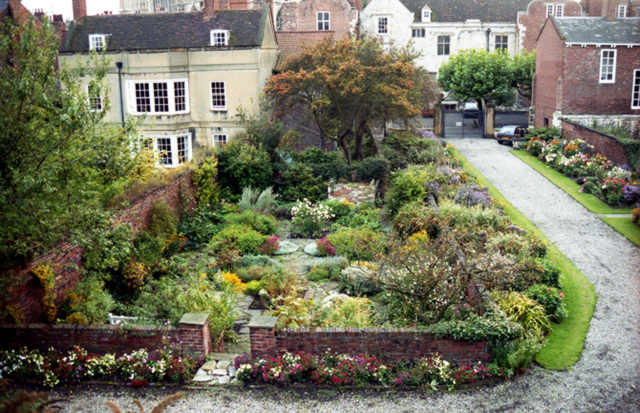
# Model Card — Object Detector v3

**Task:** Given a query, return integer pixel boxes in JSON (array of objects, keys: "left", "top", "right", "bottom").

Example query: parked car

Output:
[
  {"left": 462, "top": 101, "right": 480, "bottom": 118},
  {"left": 496, "top": 125, "right": 529, "bottom": 145}
]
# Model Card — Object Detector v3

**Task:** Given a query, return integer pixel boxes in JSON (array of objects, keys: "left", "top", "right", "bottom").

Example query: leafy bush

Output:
[
  {"left": 600, "top": 177, "right": 627, "bottom": 206},
  {"left": 261, "top": 267, "right": 298, "bottom": 299},
  {"left": 236, "top": 255, "right": 282, "bottom": 269},
  {"left": 323, "top": 199, "right": 354, "bottom": 221},
  {"left": 307, "top": 263, "right": 342, "bottom": 282},
  {"left": 339, "top": 262, "right": 382, "bottom": 296},
  {"left": 278, "top": 163, "right": 327, "bottom": 203},
  {"left": 217, "top": 140, "right": 272, "bottom": 200},
  {"left": 526, "top": 284, "right": 567, "bottom": 320},
  {"left": 245, "top": 279, "right": 267, "bottom": 296},
  {"left": 623, "top": 184, "right": 640, "bottom": 205},
  {"left": 209, "top": 224, "right": 269, "bottom": 256},
  {"left": 393, "top": 201, "right": 439, "bottom": 239},
  {"left": 327, "top": 227, "right": 386, "bottom": 261},
  {"left": 356, "top": 157, "right": 390, "bottom": 182},
  {"left": 133, "top": 231, "right": 163, "bottom": 265},
  {"left": 238, "top": 186, "right": 279, "bottom": 215},
  {"left": 438, "top": 199, "right": 508, "bottom": 231},
  {"left": 177, "top": 209, "right": 224, "bottom": 249},
  {"left": 257, "top": 236, "right": 280, "bottom": 255},
  {"left": 537, "top": 258, "right": 562, "bottom": 288},
  {"left": 235, "top": 265, "right": 268, "bottom": 283},
  {"left": 580, "top": 176, "right": 600, "bottom": 195},
  {"left": 491, "top": 291, "right": 551, "bottom": 337},
  {"left": 335, "top": 205, "right": 385, "bottom": 232},
  {"left": 316, "top": 237, "right": 336, "bottom": 256},
  {"left": 193, "top": 156, "right": 219, "bottom": 208},
  {"left": 525, "top": 136, "right": 546, "bottom": 157},
  {"left": 290, "top": 199, "right": 334, "bottom": 238},
  {"left": 317, "top": 295, "right": 379, "bottom": 328},
  {"left": 454, "top": 185, "right": 492, "bottom": 208},
  {"left": 82, "top": 224, "right": 135, "bottom": 280},
  {"left": 62, "top": 276, "right": 115, "bottom": 324},
  {"left": 146, "top": 200, "right": 178, "bottom": 241},
  {"left": 223, "top": 210, "right": 278, "bottom": 236},
  {"left": 387, "top": 164, "right": 443, "bottom": 216},
  {"left": 633, "top": 206, "right": 640, "bottom": 226}
]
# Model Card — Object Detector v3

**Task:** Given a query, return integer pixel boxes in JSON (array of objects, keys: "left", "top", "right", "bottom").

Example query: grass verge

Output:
[
  {"left": 511, "top": 150, "right": 632, "bottom": 215},
  {"left": 601, "top": 217, "right": 640, "bottom": 248},
  {"left": 452, "top": 148, "right": 597, "bottom": 370}
]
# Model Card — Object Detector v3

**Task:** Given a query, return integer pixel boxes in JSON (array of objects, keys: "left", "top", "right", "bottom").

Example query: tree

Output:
[
  {"left": 511, "top": 50, "right": 536, "bottom": 100},
  {"left": 0, "top": 17, "right": 145, "bottom": 268},
  {"left": 265, "top": 37, "right": 433, "bottom": 164},
  {"left": 438, "top": 49, "right": 518, "bottom": 106}
]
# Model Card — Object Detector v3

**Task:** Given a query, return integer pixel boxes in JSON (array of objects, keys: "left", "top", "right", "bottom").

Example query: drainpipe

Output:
[
  {"left": 115, "top": 62, "right": 125, "bottom": 129},
  {"left": 486, "top": 28, "right": 491, "bottom": 51}
]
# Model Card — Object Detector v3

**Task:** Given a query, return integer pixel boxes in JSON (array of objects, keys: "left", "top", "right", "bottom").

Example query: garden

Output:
[{"left": 1, "top": 123, "right": 574, "bottom": 389}]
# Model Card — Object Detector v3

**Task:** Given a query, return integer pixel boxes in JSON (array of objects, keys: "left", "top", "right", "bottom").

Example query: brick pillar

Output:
[
  {"left": 434, "top": 103, "right": 444, "bottom": 137},
  {"left": 178, "top": 313, "right": 213, "bottom": 361},
  {"left": 248, "top": 315, "right": 278, "bottom": 359},
  {"left": 484, "top": 102, "right": 496, "bottom": 139}
]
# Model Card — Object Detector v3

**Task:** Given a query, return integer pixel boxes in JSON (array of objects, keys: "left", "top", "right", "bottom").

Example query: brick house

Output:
[
  {"left": 533, "top": 15, "right": 640, "bottom": 129},
  {"left": 275, "top": 0, "right": 362, "bottom": 39},
  {"left": 58, "top": 0, "right": 278, "bottom": 167},
  {"left": 516, "top": 0, "right": 583, "bottom": 52}
]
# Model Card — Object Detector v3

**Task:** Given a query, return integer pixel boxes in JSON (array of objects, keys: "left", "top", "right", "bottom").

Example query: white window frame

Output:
[
  {"left": 422, "top": 10, "right": 431, "bottom": 22},
  {"left": 599, "top": 49, "right": 616, "bottom": 83},
  {"left": 148, "top": 133, "right": 192, "bottom": 167},
  {"left": 89, "top": 34, "right": 106, "bottom": 51},
  {"left": 437, "top": 35, "right": 450, "bottom": 56},
  {"left": 213, "top": 134, "right": 228, "bottom": 147},
  {"left": 86, "top": 83, "right": 103, "bottom": 111},
  {"left": 546, "top": 3, "right": 563, "bottom": 17},
  {"left": 632, "top": 69, "right": 640, "bottom": 109},
  {"left": 495, "top": 35, "right": 508, "bottom": 51},
  {"left": 556, "top": 4, "right": 563, "bottom": 17},
  {"left": 127, "top": 79, "right": 190, "bottom": 116},
  {"left": 210, "top": 30, "right": 229, "bottom": 46},
  {"left": 412, "top": 28, "right": 426, "bottom": 38},
  {"left": 317, "top": 11, "right": 330, "bottom": 31},
  {"left": 617, "top": 5, "right": 627, "bottom": 18},
  {"left": 546, "top": 4, "right": 554, "bottom": 17},
  {"left": 210, "top": 81, "right": 227, "bottom": 111},
  {"left": 377, "top": 17, "right": 388, "bottom": 35}
]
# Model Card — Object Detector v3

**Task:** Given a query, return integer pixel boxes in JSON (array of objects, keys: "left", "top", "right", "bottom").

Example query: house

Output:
[
  {"left": 119, "top": 0, "right": 203, "bottom": 13},
  {"left": 533, "top": 15, "right": 640, "bottom": 129},
  {"left": 58, "top": 0, "right": 278, "bottom": 167},
  {"left": 360, "top": 0, "right": 531, "bottom": 75},
  {"left": 516, "top": 0, "right": 583, "bottom": 52},
  {"left": 274, "top": 0, "right": 362, "bottom": 39},
  {"left": 1, "top": 0, "right": 41, "bottom": 25}
]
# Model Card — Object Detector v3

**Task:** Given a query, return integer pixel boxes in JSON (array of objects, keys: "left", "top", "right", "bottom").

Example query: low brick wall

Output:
[
  {"left": 249, "top": 317, "right": 490, "bottom": 364},
  {"left": 0, "top": 313, "right": 215, "bottom": 360},
  {"left": 328, "top": 183, "right": 376, "bottom": 205},
  {"left": 561, "top": 119, "right": 629, "bottom": 166}
]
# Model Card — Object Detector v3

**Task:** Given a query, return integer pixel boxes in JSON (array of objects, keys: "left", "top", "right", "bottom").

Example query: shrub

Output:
[
  {"left": 146, "top": 200, "right": 178, "bottom": 241},
  {"left": 336, "top": 205, "right": 385, "bottom": 232},
  {"left": 307, "top": 263, "right": 342, "bottom": 282},
  {"left": 600, "top": 177, "right": 627, "bottom": 206},
  {"left": 290, "top": 199, "right": 334, "bottom": 238},
  {"left": 393, "top": 201, "right": 439, "bottom": 239},
  {"left": 82, "top": 224, "right": 135, "bottom": 280},
  {"left": 236, "top": 255, "right": 282, "bottom": 269},
  {"left": 257, "top": 236, "right": 280, "bottom": 255},
  {"left": 327, "top": 227, "right": 386, "bottom": 261},
  {"left": 235, "top": 265, "right": 268, "bottom": 283},
  {"left": 133, "top": 231, "right": 163, "bottom": 265},
  {"left": 177, "top": 209, "right": 224, "bottom": 249},
  {"left": 525, "top": 136, "right": 545, "bottom": 157},
  {"left": 356, "top": 157, "right": 390, "bottom": 182},
  {"left": 623, "top": 184, "right": 640, "bottom": 206},
  {"left": 633, "top": 206, "right": 640, "bottom": 226},
  {"left": 217, "top": 140, "right": 272, "bottom": 200},
  {"left": 526, "top": 284, "right": 567, "bottom": 320},
  {"left": 33, "top": 263, "right": 56, "bottom": 323},
  {"left": 316, "top": 237, "right": 336, "bottom": 256},
  {"left": 239, "top": 186, "right": 279, "bottom": 215},
  {"left": 210, "top": 224, "right": 269, "bottom": 256},
  {"left": 454, "top": 185, "right": 492, "bottom": 208},
  {"left": 278, "top": 163, "right": 327, "bottom": 203},
  {"left": 245, "top": 279, "right": 267, "bottom": 296},
  {"left": 323, "top": 199, "right": 354, "bottom": 221},
  {"left": 491, "top": 291, "right": 551, "bottom": 337},
  {"left": 224, "top": 210, "right": 278, "bottom": 235},
  {"left": 193, "top": 156, "right": 219, "bottom": 208},
  {"left": 261, "top": 267, "right": 298, "bottom": 299},
  {"left": 580, "top": 176, "right": 600, "bottom": 195},
  {"left": 318, "top": 295, "right": 379, "bottom": 328},
  {"left": 438, "top": 199, "right": 508, "bottom": 231},
  {"left": 387, "top": 165, "right": 443, "bottom": 216},
  {"left": 537, "top": 258, "right": 562, "bottom": 288},
  {"left": 62, "top": 276, "right": 115, "bottom": 324}
]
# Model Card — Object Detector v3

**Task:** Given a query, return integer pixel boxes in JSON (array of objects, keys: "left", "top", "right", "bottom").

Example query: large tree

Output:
[
  {"left": 438, "top": 49, "right": 535, "bottom": 106},
  {"left": 265, "top": 37, "right": 433, "bottom": 164},
  {"left": 0, "top": 16, "right": 146, "bottom": 267}
]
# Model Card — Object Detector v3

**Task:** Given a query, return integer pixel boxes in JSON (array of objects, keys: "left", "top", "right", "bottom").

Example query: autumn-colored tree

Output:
[{"left": 265, "top": 37, "right": 433, "bottom": 164}]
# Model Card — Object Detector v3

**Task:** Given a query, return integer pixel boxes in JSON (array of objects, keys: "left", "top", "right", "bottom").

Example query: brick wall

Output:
[
  {"left": 249, "top": 319, "right": 490, "bottom": 364},
  {"left": 7, "top": 171, "right": 195, "bottom": 323},
  {"left": 328, "top": 183, "right": 376, "bottom": 205},
  {"left": 533, "top": 18, "right": 565, "bottom": 128},
  {"left": 517, "top": 0, "right": 582, "bottom": 52},
  {"left": 561, "top": 119, "right": 630, "bottom": 166},
  {"left": 296, "top": 0, "right": 358, "bottom": 39},
  {"left": 0, "top": 313, "right": 213, "bottom": 360}
]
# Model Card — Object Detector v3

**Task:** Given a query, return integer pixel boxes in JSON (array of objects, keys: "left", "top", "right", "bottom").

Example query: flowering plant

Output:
[
  {"left": 290, "top": 199, "right": 334, "bottom": 237},
  {"left": 600, "top": 176, "right": 627, "bottom": 206},
  {"left": 258, "top": 235, "right": 280, "bottom": 255},
  {"left": 316, "top": 237, "right": 336, "bottom": 256}
]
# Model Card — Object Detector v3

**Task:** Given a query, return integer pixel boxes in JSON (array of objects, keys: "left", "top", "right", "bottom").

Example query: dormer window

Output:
[
  {"left": 422, "top": 8, "right": 431, "bottom": 22},
  {"left": 89, "top": 34, "right": 107, "bottom": 51},
  {"left": 210, "top": 30, "right": 229, "bottom": 46}
]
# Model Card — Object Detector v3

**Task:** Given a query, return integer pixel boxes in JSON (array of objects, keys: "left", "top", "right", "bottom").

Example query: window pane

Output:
[
  {"left": 437, "top": 35, "right": 450, "bottom": 55},
  {"left": 211, "top": 82, "right": 226, "bottom": 109},
  {"left": 135, "top": 83, "right": 151, "bottom": 113},
  {"left": 157, "top": 137, "right": 172, "bottom": 165},
  {"left": 317, "top": 12, "right": 329, "bottom": 31},
  {"left": 556, "top": 4, "right": 563, "bottom": 16},
  {"left": 174, "top": 81, "right": 186, "bottom": 112},
  {"left": 153, "top": 82, "right": 169, "bottom": 112},
  {"left": 378, "top": 17, "right": 388, "bottom": 34},
  {"left": 600, "top": 50, "right": 615, "bottom": 82},
  {"left": 632, "top": 70, "right": 640, "bottom": 108},
  {"left": 495, "top": 35, "right": 508, "bottom": 51},
  {"left": 213, "top": 134, "right": 227, "bottom": 147},
  {"left": 88, "top": 84, "right": 102, "bottom": 111},
  {"left": 177, "top": 135, "right": 189, "bottom": 164}
]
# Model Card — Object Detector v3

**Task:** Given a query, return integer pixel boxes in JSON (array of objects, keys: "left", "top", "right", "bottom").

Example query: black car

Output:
[
  {"left": 496, "top": 125, "right": 528, "bottom": 145},
  {"left": 462, "top": 101, "right": 480, "bottom": 118}
]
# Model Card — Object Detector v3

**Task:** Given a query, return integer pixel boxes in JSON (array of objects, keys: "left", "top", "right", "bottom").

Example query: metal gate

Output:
[{"left": 442, "top": 109, "right": 484, "bottom": 138}]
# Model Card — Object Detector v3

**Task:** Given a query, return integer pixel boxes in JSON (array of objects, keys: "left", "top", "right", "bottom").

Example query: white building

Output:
[{"left": 119, "top": 0, "right": 203, "bottom": 13}]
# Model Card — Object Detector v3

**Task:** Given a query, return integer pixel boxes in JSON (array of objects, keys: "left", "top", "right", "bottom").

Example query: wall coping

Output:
[
  {"left": 179, "top": 313, "right": 209, "bottom": 326},
  {"left": 560, "top": 118, "right": 625, "bottom": 142},
  {"left": 248, "top": 315, "right": 278, "bottom": 329}
]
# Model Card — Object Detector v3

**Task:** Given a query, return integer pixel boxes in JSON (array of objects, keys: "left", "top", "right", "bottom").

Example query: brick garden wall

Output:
[
  {"left": 328, "top": 182, "right": 376, "bottom": 205},
  {"left": 561, "top": 119, "right": 630, "bottom": 166},
  {"left": 6, "top": 171, "right": 195, "bottom": 323}
]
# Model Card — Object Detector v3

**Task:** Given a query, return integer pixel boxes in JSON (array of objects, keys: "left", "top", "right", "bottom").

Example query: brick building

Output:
[
  {"left": 275, "top": 0, "right": 361, "bottom": 40},
  {"left": 516, "top": 0, "right": 583, "bottom": 52},
  {"left": 533, "top": 15, "right": 640, "bottom": 129}
]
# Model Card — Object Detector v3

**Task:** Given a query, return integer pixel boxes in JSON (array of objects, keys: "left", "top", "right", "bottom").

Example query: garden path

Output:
[{"left": 51, "top": 138, "right": 640, "bottom": 412}]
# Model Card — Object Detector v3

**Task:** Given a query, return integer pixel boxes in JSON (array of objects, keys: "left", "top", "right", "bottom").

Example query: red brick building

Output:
[
  {"left": 276, "top": 0, "right": 362, "bottom": 40},
  {"left": 517, "top": 0, "right": 583, "bottom": 52},
  {"left": 533, "top": 16, "right": 640, "bottom": 129}
]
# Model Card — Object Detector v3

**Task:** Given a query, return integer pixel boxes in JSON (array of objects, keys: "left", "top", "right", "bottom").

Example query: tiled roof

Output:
[
  {"left": 399, "top": 0, "right": 531, "bottom": 23},
  {"left": 552, "top": 17, "right": 640, "bottom": 45},
  {"left": 61, "top": 9, "right": 265, "bottom": 52},
  {"left": 0, "top": 0, "right": 8, "bottom": 14},
  {"left": 274, "top": 30, "right": 333, "bottom": 70}
]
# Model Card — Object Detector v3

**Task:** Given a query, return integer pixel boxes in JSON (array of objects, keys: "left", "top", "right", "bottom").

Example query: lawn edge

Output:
[
  {"left": 600, "top": 217, "right": 640, "bottom": 248},
  {"left": 451, "top": 148, "right": 596, "bottom": 371},
  {"left": 510, "top": 150, "right": 632, "bottom": 215}
]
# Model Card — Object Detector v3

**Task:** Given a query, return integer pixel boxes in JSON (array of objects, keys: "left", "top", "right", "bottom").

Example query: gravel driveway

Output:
[{"left": 50, "top": 138, "right": 640, "bottom": 412}]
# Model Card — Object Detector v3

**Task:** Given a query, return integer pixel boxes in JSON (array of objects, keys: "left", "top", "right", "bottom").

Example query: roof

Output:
[
  {"left": 60, "top": 9, "right": 265, "bottom": 53},
  {"left": 552, "top": 17, "right": 640, "bottom": 45},
  {"left": 0, "top": 0, "right": 8, "bottom": 14},
  {"left": 399, "top": 0, "right": 531, "bottom": 23},
  {"left": 274, "top": 30, "right": 333, "bottom": 70}
]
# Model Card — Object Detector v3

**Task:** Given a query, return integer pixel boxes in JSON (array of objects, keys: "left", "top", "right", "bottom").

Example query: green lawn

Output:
[
  {"left": 452, "top": 149, "right": 596, "bottom": 370},
  {"left": 601, "top": 217, "right": 640, "bottom": 248},
  {"left": 511, "top": 150, "right": 633, "bottom": 215}
]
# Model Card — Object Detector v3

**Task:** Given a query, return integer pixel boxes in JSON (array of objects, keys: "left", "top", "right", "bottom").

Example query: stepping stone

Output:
[
  {"left": 218, "top": 376, "right": 230, "bottom": 385},
  {"left": 239, "top": 327, "right": 250, "bottom": 334},
  {"left": 228, "top": 366, "right": 237, "bottom": 377},
  {"left": 274, "top": 240, "right": 299, "bottom": 255},
  {"left": 304, "top": 243, "right": 320, "bottom": 256},
  {"left": 228, "top": 378, "right": 243, "bottom": 386},
  {"left": 208, "top": 353, "right": 240, "bottom": 362},
  {"left": 217, "top": 360, "right": 231, "bottom": 369},
  {"left": 193, "top": 370, "right": 214, "bottom": 382},
  {"left": 210, "top": 368, "right": 228, "bottom": 376},
  {"left": 200, "top": 360, "right": 217, "bottom": 371}
]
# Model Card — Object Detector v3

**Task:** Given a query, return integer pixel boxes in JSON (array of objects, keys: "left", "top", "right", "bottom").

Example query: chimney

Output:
[
  {"left": 73, "top": 0, "right": 87, "bottom": 22},
  {"left": 203, "top": 0, "right": 221, "bottom": 18}
]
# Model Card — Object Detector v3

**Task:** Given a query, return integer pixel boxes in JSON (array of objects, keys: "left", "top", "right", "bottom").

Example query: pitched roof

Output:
[
  {"left": 0, "top": 0, "right": 8, "bottom": 14},
  {"left": 399, "top": 0, "right": 531, "bottom": 23},
  {"left": 552, "top": 17, "right": 640, "bottom": 45},
  {"left": 60, "top": 9, "right": 265, "bottom": 53},
  {"left": 274, "top": 30, "right": 333, "bottom": 70}
]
